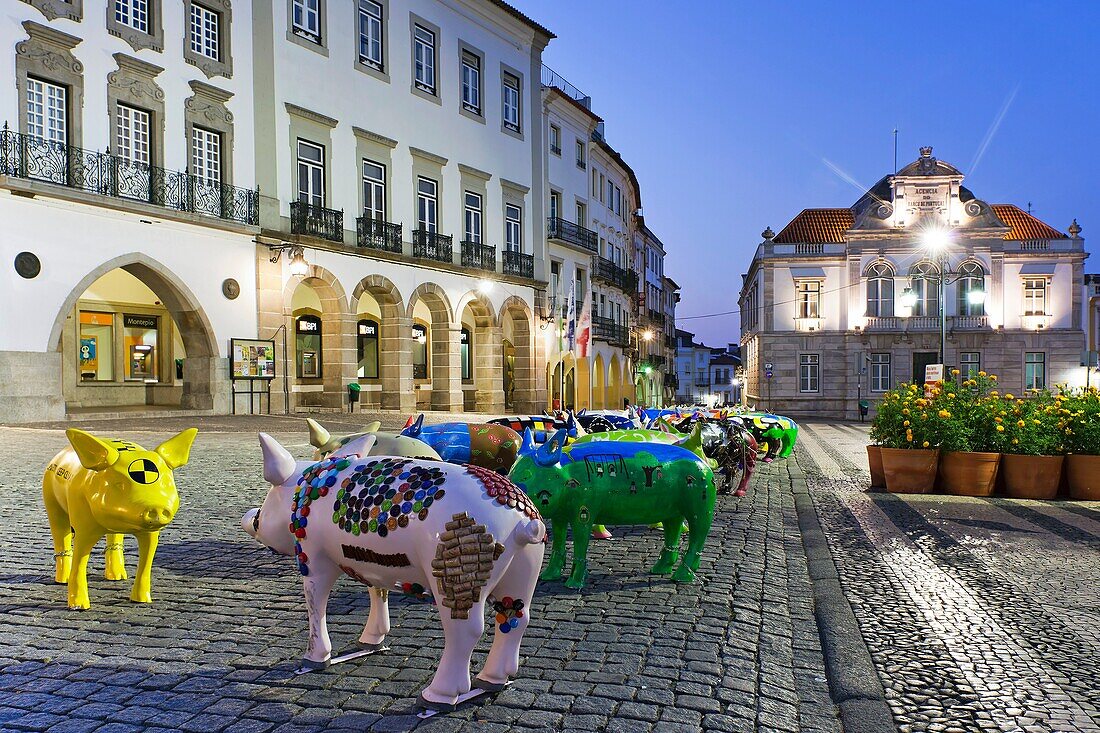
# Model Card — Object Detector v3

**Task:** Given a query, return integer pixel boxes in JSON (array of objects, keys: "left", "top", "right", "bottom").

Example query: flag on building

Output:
[
  {"left": 565, "top": 278, "right": 577, "bottom": 351},
  {"left": 575, "top": 286, "right": 592, "bottom": 358}
]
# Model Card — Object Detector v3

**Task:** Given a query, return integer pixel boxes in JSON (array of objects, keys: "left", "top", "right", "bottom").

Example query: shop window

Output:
[
  {"left": 296, "top": 314, "right": 322, "bottom": 378},
  {"left": 412, "top": 322, "right": 428, "bottom": 379},
  {"left": 461, "top": 328, "right": 472, "bottom": 381},
  {"left": 123, "top": 314, "right": 159, "bottom": 381},
  {"left": 357, "top": 318, "right": 379, "bottom": 379},
  {"left": 79, "top": 311, "right": 115, "bottom": 382}
]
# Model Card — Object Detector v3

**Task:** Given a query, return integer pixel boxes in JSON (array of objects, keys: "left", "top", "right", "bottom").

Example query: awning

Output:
[
  {"left": 790, "top": 267, "right": 826, "bottom": 279},
  {"left": 1019, "top": 263, "right": 1056, "bottom": 276}
]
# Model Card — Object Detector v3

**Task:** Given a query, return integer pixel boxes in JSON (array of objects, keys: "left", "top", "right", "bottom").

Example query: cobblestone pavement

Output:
[
  {"left": 0, "top": 415, "right": 840, "bottom": 733},
  {"left": 796, "top": 421, "right": 1100, "bottom": 733}
]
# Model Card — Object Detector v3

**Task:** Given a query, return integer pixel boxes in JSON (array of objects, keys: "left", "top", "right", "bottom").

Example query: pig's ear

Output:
[
  {"left": 338, "top": 433, "right": 376, "bottom": 458},
  {"left": 155, "top": 428, "right": 198, "bottom": 469},
  {"left": 362, "top": 421, "right": 381, "bottom": 433},
  {"left": 259, "top": 433, "right": 297, "bottom": 486},
  {"left": 401, "top": 414, "right": 424, "bottom": 437},
  {"left": 518, "top": 428, "right": 537, "bottom": 457},
  {"left": 534, "top": 429, "right": 567, "bottom": 467},
  {"left": 306, "top": 418, "right": 330, "bottom": 449},
  {"left": 571, "top": 411, "right": 587, "bottom": 437},
  {"left": 66, "top": 429, "right": 120, "bottom": 471}
]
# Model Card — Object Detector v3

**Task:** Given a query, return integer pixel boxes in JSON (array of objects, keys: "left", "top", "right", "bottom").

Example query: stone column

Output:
[
  {"left": 430, "top": 323, "right": 464, "bottom": 411},
  {"left": 475, "top": 325, "right": 505, "bottom": 414},
  {"left": 516, "top": 327, "right": 541, "bottom": 414},
  {"left": 380, "top": 313, "right": 415, "bottom": 412},
  {"left": 255, "top": 247, "right": 292, "bottom": 412},
  {"left": 320, "top": 311, "right": 356, "bottom": 410}
]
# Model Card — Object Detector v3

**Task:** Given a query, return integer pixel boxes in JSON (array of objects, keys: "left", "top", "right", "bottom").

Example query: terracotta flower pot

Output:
[
  {"left": 1001, "top": 454, "right": 1063, "bottom": 500},
  {"left": 866, "top": 445, "right": 886, "bottom": 489},
  {"left": 939, "top": 452, "right": 1000, "bottom": 497},
  {"left": 880, "top": 448, "right": 939, "bottom": 494},
  {"left": 1065, "top": 454, "right": 1100, "bottom": 501}
]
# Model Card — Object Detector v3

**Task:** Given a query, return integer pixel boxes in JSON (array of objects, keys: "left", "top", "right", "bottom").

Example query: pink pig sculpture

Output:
[{"left": 242, "top": 432, "right": 546, "bottom": 710}]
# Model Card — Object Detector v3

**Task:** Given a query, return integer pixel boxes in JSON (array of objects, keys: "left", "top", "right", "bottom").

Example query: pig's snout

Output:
[
  {"left": 242, "top": 508, "right": 260, "bottom": 537},
  {"left": 141, "top": 507, "right": 174, "bottom": 528}
]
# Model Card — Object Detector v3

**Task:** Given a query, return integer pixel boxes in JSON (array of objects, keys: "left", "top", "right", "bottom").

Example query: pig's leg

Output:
[
  {"left": 539, "top": 521, "right": 568, "bottom": 581},
  {"left": 104, "top": 533, "right": 128, "bottom": 581},
  {"left": 421, "top": 600, "right": 486, "bottom": 708},
  {"left": 674, "top": 503, "right": 714, "bottom": 584},
  {"left": 564, "top": 520, "right": 593, "bottom": 589},
  {"left": 67, "top": 524, "right": 105, "bottom": 610},
  {"left": 358, "top": 587, "right": 390, "bottom": 647},
  {"left": 130, "top": 531, "right": 160, "bottom": 603},
  {"left": 301, "top": 562, "right": 340, "bottom": 668},
  {"left": 43, "top": 489, "right": 72, "bottom": 584},
  {"left": 650, "top": 518, "right": 683, "bottom": 574},
  {"left": 477, "top": 546, "right": 542, "bottom": 688}
]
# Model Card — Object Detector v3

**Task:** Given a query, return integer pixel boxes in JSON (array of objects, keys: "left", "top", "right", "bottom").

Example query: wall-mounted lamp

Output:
[
  {"left": 269, "top": 244, "right": 309, "bottom": 277},
  {"left": 900, "top": 287, "right": 918, "bottom": 309}
]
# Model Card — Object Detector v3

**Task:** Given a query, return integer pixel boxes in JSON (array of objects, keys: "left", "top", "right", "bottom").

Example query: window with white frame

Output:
[
  {"left": 189, "top": 3, "right": 220, "bottom": 60},
  {"left": 358, "top": 0, "right": 383, "bottom": 70},
  {"left": 865, "top": 262, "right": 894, "bottom": 317},
  {"left": 549, "top": 191, "right": 561, "bottom": 220},
  {"left": 464, "top": 191, "right": 482, "bottom": 243},
  {"left": 116, "top": 0, "right": 150, "bottom": 34},
  {"left": 799, "top": 354, "right": 820, "bottom": 393},
  {"left": 1024, "top": 352, "right": 1045, "bottom": 390},
  {"left": 292, "top": 0, "right": 320, "bottom": 43},
  {"left": 575, "top": 139, "right": 586, "bottom": 168},
  {"left": 362, "top": 159, "right": 385, "bottom": 220},
  {"left": 957, "top": 261, "right": 986, "bottom": 316},
  {"left": 296, "top": 139, "right": 324, "bottom": 206},
  {"left": 575, "top": 201, "right": 586, "bottom": 225},
  {"left": 549, "top": 124, "right": 561, "bottom": 155},
  {"left": 190, "top": 126, "right": 221, "bottom": 185},
  {"left": 1023, "top": 277, "right": 1047, "bottom": 315},
  {"left": 417, "top": 176, "right": 437, "bottom": 232},
  {"left": 908, "top": 261, "right": 939, "bottom": 317},
  {"left": 796, "top": 280, "right": 821, "bottom": 319},
  {"left": 505, "top": 204, "right": 522, "bottom": 252},
  {"left": 116, "top": 103, "right": 151, "bottom": 165},
  {"left": 413, "top": 25, "right": 436, "bottom": 94},
  {"left": 461, "top": 51, "right": 480, "bottom": 114},
  {"left": 960, "top": 351, "right": 980, "bottom": 378},
  {"left": 26, "top": 78, "right": 67, "bottom": 144},
  {"left": 870, "top": 353, "right": 891, "bottom": 392},
  {"left": 606, "top": 179, "right": 614, "bottom": 209},
  {"left": 502, "top": 73, "right": 520, "bottom": 132}
]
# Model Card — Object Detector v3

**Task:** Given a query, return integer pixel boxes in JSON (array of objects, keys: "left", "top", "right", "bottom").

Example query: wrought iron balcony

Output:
[
  {"left": 0, "top": 127, "right": 258, "bottom": 225},
  {"left": 356, "top": 217, "right": 402, "bottom": 252},
  {"left": 502, "top": 250, "right": 534, "bottom": 279},
  {"left": 461, "top": 241, "right": 496, "bottom": 271},
  {"left": 592, "top": 315, "right": 629, "bottom": 347},
  {"left": 413, "top": 229, "right": 453, "bottom": 263},
  {"left": 592, "top": 256, "right": 635, "bottom": 292},
  {"left": 647, "top": 309, "right": 666, "bottom": 326},
  {"left": 644, "top": 354, "right": 667, "bottom": 368},
  {"left": 547, "top": 216, "right": 597, "bottom": 252},
  {"left": 291, "top": 201, "right": 344, "bottom": 242}
]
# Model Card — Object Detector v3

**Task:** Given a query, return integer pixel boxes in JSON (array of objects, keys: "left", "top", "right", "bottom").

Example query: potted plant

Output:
[
  {"left": 936, "top": 371, "right": 1002, "bottom": 497},
  {"left": 869, "top": 382, "right": 943, "bottom": 493},
  {"left": 1059, "top": 387, "right": 1100, "bottom": 500},
  {"left": 999, "top": 389, "right": 1063, "bottom": 499}
]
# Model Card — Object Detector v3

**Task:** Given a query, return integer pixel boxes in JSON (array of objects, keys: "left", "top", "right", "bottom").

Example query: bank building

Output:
[{"left": 738, "top": 147, "right": 1088, "bottom": 420}]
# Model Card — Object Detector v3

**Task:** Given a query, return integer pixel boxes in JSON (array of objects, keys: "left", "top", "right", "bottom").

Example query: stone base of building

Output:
[{"left": 0, "top": 351, "right": 65, "bottom": 423}]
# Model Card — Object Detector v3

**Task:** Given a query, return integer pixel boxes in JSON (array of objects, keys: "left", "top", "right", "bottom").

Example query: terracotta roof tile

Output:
[
  {"left": 772, "top": 209, "right": 854, "bottom": 244},
  {"left": 991, "top": 204, "right": 1067, "bottom": 241}
]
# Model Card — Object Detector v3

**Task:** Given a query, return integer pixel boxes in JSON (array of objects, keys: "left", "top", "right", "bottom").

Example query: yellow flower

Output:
[
  {"left": 951, "top": 369, "right": 960, "bottom": 375},
  {"left": 1033, "top": 419, "right": 1041, "bottom": 425},
  {"left": 938, "top": 409, "right": 951, "bottom": 419},
  {"left": 990, "top": 391, "right": 999, "bottom": 397},
  {"left": 990, "top": 375, "right": 998, "bottom": 381},
  {"left": 922, "top": 441, "right": 930, "bottom": 448},
  {"left": 907, "top": 435, "right": 914, "bottom": 442},
  {"left": 994, "top": 417, "right": 1003, "bottom": 423},
  {"left": 996, "top": 425, "right": 1005, "bottom": 432},
  {"left": 1012, "top": 438, "right": 1019, "bottom": 445},
  {"left": 1017, "top": 420, "right": 1025, "bottom": 427},
  {"left": 978, "top": 371, "right": 988, "bottom": 377},
  {"left": 1005, "top": 393, "right": 1015, "bottom": 400},
  {"left": 903, "top": 420, "right": 910, "bottom": 427},
  {"left": 947, "top": 393, "right": 956, "bottom": 398},
  {"left": 902, "top": 408, "right": 910, "bottom": 415}
]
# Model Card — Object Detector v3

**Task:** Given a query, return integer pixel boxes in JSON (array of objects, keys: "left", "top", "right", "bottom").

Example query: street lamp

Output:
[{"left": 642, "top": 329, "right": 654, "bottom": 341}]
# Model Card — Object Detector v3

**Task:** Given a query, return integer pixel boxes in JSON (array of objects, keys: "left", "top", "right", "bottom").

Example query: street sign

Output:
[
  {"left": 764, "top": 362, "right": 773, "bottom": 370},
  {"left": 765, "top": 369, "right": 773, "bottom": 379},
  {"left": 924, "top": 363, "right": 944, "bottom": 384}
]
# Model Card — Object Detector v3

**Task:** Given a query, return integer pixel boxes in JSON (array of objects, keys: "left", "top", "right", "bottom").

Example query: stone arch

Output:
[
  {"left": 406, "top": 282, "right": 460, "bottom": 411},
  {"left": 48, "top": 252, "right": 220, "bottom": 412},
  {"left": 456, "top": 290, "right": 500, "bottom": 413},
  {"left": 608, "top": 354, "right": 621, "bottom": 409},
  {"left": 592, "top": 353, "right": 606, "bottom": 409},
  {"left": 499, "top": 295, "right": 536, "bottom": 413},
  {"left": 282, "top": 263, "right": 352, "bottom": 410},
  {"left": 351, "top": 274, "right": 409, "bottom": 410}
]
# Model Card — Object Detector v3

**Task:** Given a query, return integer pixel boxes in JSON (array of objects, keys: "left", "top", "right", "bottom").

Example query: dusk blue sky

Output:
[{"left": 521, "top": 0, "right": 1099, "bottom": 347}]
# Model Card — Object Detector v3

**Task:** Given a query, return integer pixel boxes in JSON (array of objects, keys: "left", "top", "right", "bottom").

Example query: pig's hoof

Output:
[
  {"left": 356, "top": 641, "right": 385, "bottom": 652},
  {"left": 68, "top": 602, "right": 90, "bottom": 611},
  {"left": 129, "top": 590, "right": 152, "bottom": 603},
  {"left": 298, "top": 657, "right": 330, "bottom": 670},
  {"left": 671, "top": 566, "right": 696, "bottom": 583},
  {"left": 538, "top": 567, "right": 562, "bottom": 581},
  {"left": 564, "top": 574, "right": 587, "bottom": 589},
  {"left": 105, "top": 570, "right": 128, "bottom": 581},
  {"left": 473, "top": 677, "right": 507, "bottom": 692},
  {"left": 418, "top": 692, "right": 457, "bottom": 712}
]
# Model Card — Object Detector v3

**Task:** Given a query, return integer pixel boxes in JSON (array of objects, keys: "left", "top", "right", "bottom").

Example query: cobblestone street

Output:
[{"left": 1, "top": 415, "right": 1097, "bottom": 732}]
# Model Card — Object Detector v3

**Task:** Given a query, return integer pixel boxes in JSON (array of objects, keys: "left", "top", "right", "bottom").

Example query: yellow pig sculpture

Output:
[{"left": 43, "top": 428, "right": 197, "bottom": 609}]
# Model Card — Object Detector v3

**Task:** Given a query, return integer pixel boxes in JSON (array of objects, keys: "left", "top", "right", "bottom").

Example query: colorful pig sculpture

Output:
[
  {"left": 576, "top": 410, "right": 637, "bottom": 432},
  {"left": 401, "top": 414, "right": 521, "bottom": 473},
  {"left": 509, "top": 429, "right": 716, "bottom": 588},
  {"left": 43, "top": 428, "right": 197, "bottom": 609},
  {"left": 306, "top": 418, "right": 442, "bottom": 461},
  {"left": 737, "top": 413, "right": 798, "bottom": 461},
  {"left": 244, "top": 433, "right": 545, "bottom": 709}
]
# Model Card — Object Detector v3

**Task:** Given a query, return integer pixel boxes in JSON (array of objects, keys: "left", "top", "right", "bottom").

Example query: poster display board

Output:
[{"left": 231, "top": 339, "right": 276, "bottom": 380}]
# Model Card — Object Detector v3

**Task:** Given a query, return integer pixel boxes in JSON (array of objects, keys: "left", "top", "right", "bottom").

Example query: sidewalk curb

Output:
[{"left": 788, "top": 456, "right": 897, "bottom": 733}]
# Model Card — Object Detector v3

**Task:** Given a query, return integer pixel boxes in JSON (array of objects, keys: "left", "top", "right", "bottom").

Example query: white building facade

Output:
[{"left": 739, "top": 148, "right": 1088, "bottom": 419}]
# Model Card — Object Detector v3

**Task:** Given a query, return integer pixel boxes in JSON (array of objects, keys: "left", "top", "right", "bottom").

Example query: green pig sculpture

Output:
[{"left": 508, "top": 429, "right": 717, "bottom": 588}]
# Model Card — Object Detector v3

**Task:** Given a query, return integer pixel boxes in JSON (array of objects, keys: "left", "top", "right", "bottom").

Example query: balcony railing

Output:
[
  {"left": 413, "top": 230, "right": 453, "bottom": 263},
  {"left": 291, "top": 201, "right": 344, "bottom": 242},
  {"left": 863, "top": 315, "right": 992, "bottom": 332},
  {"left": 794, "top": 316, "right": 824, "bottom": 332},
  {"left": 356, "top": 217, "right": 402, "bottom": 252},
  {"left": 592, "top": 315, "right": 629, "bottom": 347},
  {"left": 952, "top": 315, "right": 989, "bottom": 330},
  {"left": 502, "top": 250, "right": 534, "bottom": 279},
  {"left": 592, "top": 256, "right": 633, "bottom": 291},
  {"left": 647, "top": 309, "right": 666, "bottom": 326},
  {"left": 0, "top": 127, "right": 258, "bottom": 225},
  {"left": 461, "top": 240, "right": 496, "bottom": 271},
  {"left": 864, "top": 316, "right": 900, "bottom": 331},
  {"left": 547, "top": 216, "right": 598, "bottom": 252},
  {"left": 905, "top": 316, "right": 941, "bottom": 330}
]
